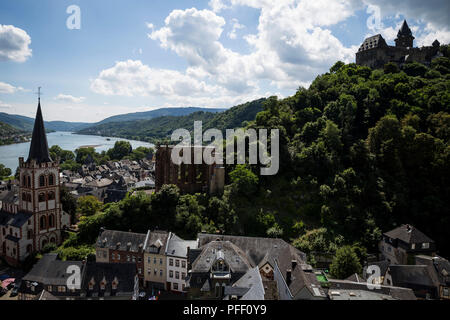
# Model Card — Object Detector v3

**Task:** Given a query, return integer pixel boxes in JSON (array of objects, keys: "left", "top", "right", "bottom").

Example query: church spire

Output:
[
  {"left": 27, "top": 95, "right": 52, "bottom": 164},
  {"left": 398, "top": 20, "right": 412, "bottom": 36}
]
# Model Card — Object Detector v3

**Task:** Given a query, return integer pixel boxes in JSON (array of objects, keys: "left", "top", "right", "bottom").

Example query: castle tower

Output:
[
  {"left": 395, "top": 20, "right": 414, "bottom": 48},
  {"left": 18, "top": 97, "right": 69, "bottom": 251}
]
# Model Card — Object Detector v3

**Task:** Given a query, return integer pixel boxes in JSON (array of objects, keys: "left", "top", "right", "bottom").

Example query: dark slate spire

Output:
[
  {"left": 27, "top": 98, "right": 52, "bottom": 164},
  {"left": 398, "top": 20, "right": 412, "bottom": 37}
]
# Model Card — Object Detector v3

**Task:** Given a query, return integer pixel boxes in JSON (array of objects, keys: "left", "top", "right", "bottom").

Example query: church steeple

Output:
[
  {"left": 27, "top": 97, "right": 52, "bottom": 164},
  {"left": 395, "top": 20, "right": 414, "bottom": 48}
]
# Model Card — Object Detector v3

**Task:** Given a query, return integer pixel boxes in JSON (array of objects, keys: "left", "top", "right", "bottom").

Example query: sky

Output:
[{"left": 0, "top": 0, "right": 449, "bottom": 123}]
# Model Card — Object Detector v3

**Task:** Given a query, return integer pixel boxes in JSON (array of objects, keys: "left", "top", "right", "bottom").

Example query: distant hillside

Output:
[
  {"left": 76, "top": 99, "right": 266, "bottom": 142},
  {"left": 0, "top": 107, "right": 226, "bottom": 133},
  {"left": 0, "top": 121, "right": 30, "bottom": 146},
  {"left": 97, "top": 107, "right": 226, "bottom": 125}
]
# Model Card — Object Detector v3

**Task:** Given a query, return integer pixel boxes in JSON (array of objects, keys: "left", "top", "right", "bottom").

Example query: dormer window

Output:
[{"left": 422, "top": 243, "right": 430, "bottom": 249}]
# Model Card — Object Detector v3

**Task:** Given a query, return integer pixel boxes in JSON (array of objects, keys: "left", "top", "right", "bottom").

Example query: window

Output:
[
  {"left": 148, "top": 257, "right": 151, "bottom": 263},
  {"left": 160, "top": 258, "right": 163, "bottom": 265},
  {"left": 40, "top": 216, "right": 47, "bottom": 229},
  {"left": 112, "top": 253, "right": 115, "bottom": 260},
  {"left": 127, "top": 255, "right": 130, "bottom": 262},
  {"left": 100, "top": 282, "right": 106, "bottom": 290},
  {"left": 22, "top": 193, "right": 27, "bottom": 201},
  {"left": 48, "top": 215, "right": 55, "bottom": 228},
  {"left": 182, "top": 272, "right": 186, "bottom": 279},
  {"left": 444, "top": 287, "right": 449, "bottom": 297},
  {"left": 38, "top": 193, "right": 46, "bottom": 202},
  {"left": 48, "top": 191, "right": 55, "bottom": 201},
  {"left": 175, "top": 271, "right": 179, "bottom": 279},
  {"left": 48, "top": 286, "right": 52, "bottom": 292},
  {"left": 411, "top": 243, "right": 415, "bottom": 250},
  {"left": 39, "top": 175, "right": 45, "bottom": 187},
  {"left": 160, "top": 270, "right": 163, "bottom": 277},
  {"left": 49, "top": 174, "right": 55, "bottom": 186},
  {"left": 147, "top": 268, "right": 151, "bottom": 275},
  {"left": 138, "top": 257, "right": 141, "bottom": 263},
  {"left": 173, "top": 283, "right": 178, "bottom": 290},
  {"left": 117, "top": 254, "right": 120, "bottom": 260},
  {"left": 422, "top": 243, "right": 430, "bottom": 249},
  {"left": 175, "top": 260, "right": 180, "bottom": 267},
  {"left": 154, "top": 257, "right": 157, "bottom": 264},
  {"left": 103, "top": 251, "right": 107, "bottom": 258},
  {"left": 138, "top": 268, "right": 142, "bottom": 275},
  {"left": 58, "top": 286, "right": 66, "bottom": 293},
  {"left": 132, "top": 256, "right": 136, "bottom": 262},
  {"left": 169, "top": 258, "right": 173, "bottom": 266},
  {"left": 154, "top": 269, "right": 157, "bottom": 275},
  {"left": 169, "top": 270, "right": 173, "bottom": 278},
  {"left": 27, "top": 230, "right": 32, "bottom": 240},
  {"left": 112, "top": 281, "right": 117, "bottom": 290},
  {"left": 182, "top": 261, "right": 186, "bottom": 268}
]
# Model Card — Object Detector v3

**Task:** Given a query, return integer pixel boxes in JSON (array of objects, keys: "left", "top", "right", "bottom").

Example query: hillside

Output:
[
  {"left": 76, "top": 99, "right": 266, "bottom": 142},
  {"left": 96, "top": 107, "right": 226, "bottom": 125},
  {"left": 237, "top": 54, "right": 450, "bottom": 258},
  {"left": 0, "top": 121, "right": 30, "bottom": 145}
]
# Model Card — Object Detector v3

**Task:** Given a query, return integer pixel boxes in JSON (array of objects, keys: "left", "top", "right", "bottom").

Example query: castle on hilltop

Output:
[{"left": 356, "top": 20, "right": 443, "bottom": 69}]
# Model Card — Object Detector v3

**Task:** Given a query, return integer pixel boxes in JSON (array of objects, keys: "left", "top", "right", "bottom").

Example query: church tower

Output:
[
  {"left": 18, "top": 97, "right": 69, "bottom": 251},
  {"left": 395, "top": 20, "right": 415, "bottom": 48}
]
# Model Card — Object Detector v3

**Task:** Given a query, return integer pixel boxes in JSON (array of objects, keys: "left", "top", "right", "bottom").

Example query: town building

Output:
[
  {"left": 187, "top": 234, "right": 327, "bottom": 300},
  {"left": 95, "top": 229, "right": 146, "bottom": 286},
  {"left": 0, "top": 99, "right": 70, "bottom": 266},
  {"left": 155, "top": 145, "right": 224, "bottom": 194},
  {"left": 356, "top": 20, "right": 442, "bottom": 69},
  {"left": 18, "top": 253, "right": 139, "bottom": 300},
  {"left": 165, "top": 233, "right": 198, "bottom": 293},
  {"left": 379, "top": 224, "right": 435, "bottom": 265},
  {"left": 143, "top": 229, "right": 169, "bottom": 291}
]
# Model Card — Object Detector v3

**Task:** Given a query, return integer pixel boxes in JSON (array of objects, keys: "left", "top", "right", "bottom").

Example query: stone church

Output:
[
  {"left": 0, "top": 98, "right": 70, "bottom": 266},
  {"left": 356, "top": 20, "right": 442, "bottom": 69}
]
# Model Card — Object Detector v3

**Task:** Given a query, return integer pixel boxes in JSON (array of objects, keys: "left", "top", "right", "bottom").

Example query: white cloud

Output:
[
  {"left": 0, "top": 25, "right": 32, "bottom": 62},
  {"left": 227, "top": 18, "right": 245, "bottom": 39},
  {"left": 0, "top": 81, "right": 26, "bottom": 94},
  {"left": 54, "top": 94, "right": 86, "bottom": 103}
]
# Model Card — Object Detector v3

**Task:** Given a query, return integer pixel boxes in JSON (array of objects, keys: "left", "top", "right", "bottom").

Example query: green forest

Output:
[
  {"left": 76, "top": 98, "right": 265, "bottom": 143},
  {"left": 53, "top": 48, "right": 450, "bottom": 269},
  {"left": 0, "top": 121, "right": 29, "bottom": 146}
]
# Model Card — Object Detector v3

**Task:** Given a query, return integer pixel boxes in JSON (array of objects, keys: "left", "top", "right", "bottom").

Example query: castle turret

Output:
[{"left": 395, "top": 20, "right": 414, "bottom": 48}]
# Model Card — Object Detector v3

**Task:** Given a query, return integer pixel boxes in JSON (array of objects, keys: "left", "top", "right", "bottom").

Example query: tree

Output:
[
  {"left": 0, "top": 164, "right": 12, "bottom": 180},
  {"left": 76, "top": 195, "right": 102, "bottom": 217},
  {"left": 61, "top": 187, "right": 77, "bottom": 224},
  {"left": 329, "top": 246, "right": 362, "bottom": 279},
  {"left": 107, "top": 141, "right": 132, "bottom": 160}
]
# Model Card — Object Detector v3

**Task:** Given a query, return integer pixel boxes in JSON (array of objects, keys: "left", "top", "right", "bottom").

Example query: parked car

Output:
[{"left": 9, "top": 282, "right": 20, "bottom": 297}]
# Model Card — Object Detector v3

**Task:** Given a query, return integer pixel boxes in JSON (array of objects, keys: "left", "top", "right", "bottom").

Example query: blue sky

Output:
[{"left": 0, "top": 0, "right": 449, "bottom": 122}]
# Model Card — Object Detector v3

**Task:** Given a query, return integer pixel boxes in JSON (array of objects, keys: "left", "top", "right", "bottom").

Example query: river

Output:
[{"left": 0, "top": 131, "right": 154, "bottom": 171}]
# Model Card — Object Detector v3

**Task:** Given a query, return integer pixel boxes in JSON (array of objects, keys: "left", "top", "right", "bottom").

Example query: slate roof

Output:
[
  {"left": 398, "top": 20, "right": 413, "bottom": 37},
  {"left": 22, "top": 253, "right": 84, "bottom": 286},
  {"left": 415, "top": 255, "right": 450, "bottom": 285},
  {"left": 0, "top": 211, "right": 32, "bottom": 227},
  {"left": 0, "top": 190, "right": 16, "bottom": 203},
  {"left": 81, "top": 261, "right": 137, "bottom": 298},
  {"left": 191, "top": 240, "right": 254, "bottom": 273},
  {"left": 27, "top": 101, "right": 52, "bottom": 164},
  {"left": 197, "top": 233, "right": 307, "bottom": 266},
  {"left": 143, "top": 230, "right": 170, "bottom": 254},
  {"left": 97, "top": 229, "right": 147, "bottom": 253},
  {"left": 358, "top": 34, "right": 388, "bottom": 52},
  {"left": 384, "top": 224, "right": 434, "bottom": 244},
  {"left": 166, "top": 233, "right": 198, "bottom": 258},
  {"left": 388, "top": 265, "right": 440, "bottom": 288},
  {"left": 229, "top": 267, "right": 265, "bottom": 300},
  {"left": 327, "top": 279, "right": 417, "bottom": 300}
]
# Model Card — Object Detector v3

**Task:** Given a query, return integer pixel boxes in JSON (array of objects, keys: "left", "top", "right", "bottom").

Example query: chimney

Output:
[
  {"left": 187, "top": 246, "right": 190, "bottom": 258},
  {"left": 286, "top": 269, "right": 292, "bottom": 285},
  {"left": 406, "top": 225, "right": 412, "bottom": 233},
  {"left": 292, "top": 260, "right": 297, "bottom": 269}
]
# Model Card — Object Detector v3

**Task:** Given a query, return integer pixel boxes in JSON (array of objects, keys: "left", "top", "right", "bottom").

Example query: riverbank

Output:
[{"left": 0, "top": 132, "right": 154, "bottom": 171}]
